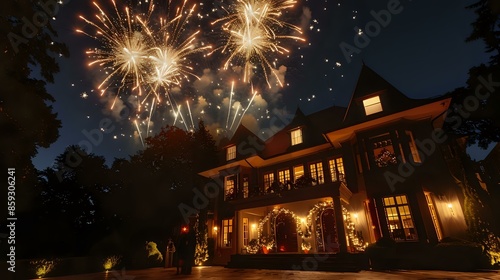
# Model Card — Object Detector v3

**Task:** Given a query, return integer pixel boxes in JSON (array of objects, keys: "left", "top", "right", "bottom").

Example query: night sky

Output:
[{"left": 32, "top": 0, "right": 493, "bottom": 170}]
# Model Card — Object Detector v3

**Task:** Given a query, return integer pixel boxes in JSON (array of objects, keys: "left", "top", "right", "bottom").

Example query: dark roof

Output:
[
  {"left": 307, "top": 105, "right": 346, "bottom": 133},
  {"left": 342, "top": 65, "right": 430, "bottom": 126},
  {"left": 260, "top": 106, "right": 346, "bottom": 159},
  {"left": 220, "top": 124, "right": 264, "bottom": 161}
]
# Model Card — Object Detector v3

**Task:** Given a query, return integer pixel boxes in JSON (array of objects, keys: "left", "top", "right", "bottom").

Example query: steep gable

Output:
[
  {"left": 261, "top": 107, "right": 341, "bottom": 158},
  {"left": 343, "top": 65, "right": 428, "bottom": 126},
  {"left": 221, "top": 125, "right": 264, "bottom": 162}
]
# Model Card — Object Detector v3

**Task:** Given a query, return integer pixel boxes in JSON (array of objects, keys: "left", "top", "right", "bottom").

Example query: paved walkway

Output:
[{"left": 40, "top": 266, "right": 499, "bottom": 280}]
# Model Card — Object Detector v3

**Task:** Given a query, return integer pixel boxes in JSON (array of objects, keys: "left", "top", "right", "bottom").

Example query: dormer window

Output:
[
  {"left": 226, "top": 145, "right": 236, "bottom": 161},
  {"left": 363, "top": 96, "right": 383, "bottom": 115},
  {"left": 291, "top": 128, "right": 303, "bottom": 145}
]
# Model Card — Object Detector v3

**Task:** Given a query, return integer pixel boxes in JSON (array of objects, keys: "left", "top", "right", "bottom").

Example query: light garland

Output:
[
  {"left": 250, "top": 202, "right": 365, "bottom": 254},
  {"left": 256, "top": 208, "right": 304, "bottom": 252}
]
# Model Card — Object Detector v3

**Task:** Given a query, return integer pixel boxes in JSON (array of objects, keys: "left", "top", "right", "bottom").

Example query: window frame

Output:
[
  {"left": 382, "top": 195, "right": 418, "bottom": 242},
  {"left": 263, "top": 172, "right": 275, "bottom": 193},
  {"left": 293, "top": 165, "right": 304, "bottom": 182},
  {"left": 226, "top": 145, "right": 236, "bottom": 161},
  {"left": 222, "top": 219, "right": 233, "bottom": 247},
  {"left": 291, "top": 128, "right": 303, "bottom": 145},
  {"left": 328, "top": 157, "right": 345, "bottom": 183},
  {"left": 363, "top": 95, "right": 383, "bottom": 115},
  {"left": 224, "top": 175, "right": 236, "bottom": 201},
  {"left": 309, "top": 161, "right": 324, "bottom": 185}
]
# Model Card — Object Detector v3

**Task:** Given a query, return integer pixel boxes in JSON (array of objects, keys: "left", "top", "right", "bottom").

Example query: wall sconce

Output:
[
  {"left": 251, "top": 224, "right": 257, "bottom": 230},
  {"left": 300, "top": 217, "right": 306, "bottom": 224},
  {"left": 353, "top": 213, "right": 359, "bottom": 223},
  {"left": 447, "top": 203, "right": 454, "bottom": 216},
  {"left": 213, "top": 226, "right": 218, "bottom": 233}
]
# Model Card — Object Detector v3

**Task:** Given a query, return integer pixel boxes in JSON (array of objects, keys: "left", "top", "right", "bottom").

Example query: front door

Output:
[
  {"left": 320, "top": 208, "right": 339, "bottom": 252},
  {"left": 275, "top": 212, "right": 298, "bottom": 252}
]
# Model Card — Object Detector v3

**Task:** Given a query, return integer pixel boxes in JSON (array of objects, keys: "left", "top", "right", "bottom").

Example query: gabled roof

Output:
[
  {"left": 220, "top": 124, "right": 264, "bottom": 162},
  {"left": 342, "top": 65, "right": 429, "bottom": 126},
  {"left": 260, "top": 106, "right": 345, "bottom": 159}
]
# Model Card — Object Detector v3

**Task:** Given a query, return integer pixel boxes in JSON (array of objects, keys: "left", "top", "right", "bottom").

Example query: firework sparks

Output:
[
  {"left": 78, "top": 0, "right": 211, "bottom": 110},
  {"left": 212, "top": 0, "right": 305, "bottom": 88}
]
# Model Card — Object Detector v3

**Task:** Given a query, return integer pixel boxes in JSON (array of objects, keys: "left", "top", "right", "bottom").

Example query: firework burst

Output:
[
  {"left": 77, "top": 0, "right": 210, "bottom": 111},
  {"left": 78, "top": 0, "right": 212, "bottom": 145},
  {"left": 212, "top": 0, "right": 305, "bottom": 88}
]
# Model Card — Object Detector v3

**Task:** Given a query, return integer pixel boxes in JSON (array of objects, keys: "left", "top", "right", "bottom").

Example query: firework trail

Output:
[{"left": 78, "top": 0, "right": 211, "bottom": 144}]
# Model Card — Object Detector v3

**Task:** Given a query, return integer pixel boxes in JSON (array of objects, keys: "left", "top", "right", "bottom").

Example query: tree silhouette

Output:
[{"left": 0, "top": 1, "right": 69, "bottom": 216}]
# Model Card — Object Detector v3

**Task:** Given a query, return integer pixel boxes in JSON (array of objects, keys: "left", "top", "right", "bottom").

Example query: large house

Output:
[{"left": 198, "top": 65, "right": 469, "bottom": 268}]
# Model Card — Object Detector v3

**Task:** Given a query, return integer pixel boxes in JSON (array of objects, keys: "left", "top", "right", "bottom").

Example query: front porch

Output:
[{"left": 226, "top": 252, "right": 369, "bottom": 272}]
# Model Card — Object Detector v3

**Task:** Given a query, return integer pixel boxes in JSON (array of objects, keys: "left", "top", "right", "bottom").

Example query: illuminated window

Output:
[
  {"left": 226, "top": 145, "right": 236, "bottom": 161},
  {"left": 363, "top": 96, "right": 383, "bottom": 115},
  {"left": 293, "top": 165, "right": 304, "bottom": 182},
  {"left": 243, "top": 218, "right": 249, "bottom": 246},
  {"left": 406, "top": 131, "right": 421, "bottom": 163},
  {"left": 291, "top": 128, "right": 303, "bottom": 145},
  {"left": 224, "top": 175, "right": 235, "bottom": 201},
  {"left": 263, "top": 172, "right": 274, "bottom": 192},
  {"left": 329, "top": 157, "right": 345, "bottom": 182},
  {"left": 242, "top": 176, "right": 249, "bottom": 198},
  {"left": 372, "top": 133, "right": 398, "bottom": 167},
  {"left": 424, "top": 192, "right": 443, "bottom": 241},
  {"left": 278, "top": 169, "right": 291, "bottom": 184},
  {"left": 309, "top": 162, "right": 324, "bottom": 185},
  {"left": 222, "top": 219, "right": 233, "bottom": 247},
  {"left": 382, "top": 195, "right": 418, "bottom": 241}
]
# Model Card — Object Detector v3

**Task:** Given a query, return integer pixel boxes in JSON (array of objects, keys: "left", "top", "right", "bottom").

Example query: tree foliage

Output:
[{"left": 0, "top": 1, "right": 69, "bottom": 214}]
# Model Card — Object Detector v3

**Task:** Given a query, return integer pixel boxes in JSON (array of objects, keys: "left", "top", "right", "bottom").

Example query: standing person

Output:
[
  {"left": 165, "top": 238, "right": 176, "bottom": 268},
  {"left": 176, "top": 226, "right": 189, "bottom": 275},
  {"left": 183, "top": 226, "right": 196, "bottom": 274}
]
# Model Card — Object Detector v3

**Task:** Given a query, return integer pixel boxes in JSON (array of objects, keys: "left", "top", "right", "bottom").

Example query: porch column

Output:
[
  {"left": 333, "top": 196, "right": 348, "bottom": 253},
  {"left": 234, "top": 210, "right": 240, "bottom": 255}
]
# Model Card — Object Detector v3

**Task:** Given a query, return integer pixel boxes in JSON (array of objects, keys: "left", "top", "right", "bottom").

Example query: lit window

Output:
[
  {"left": 291, "top": 128, "right": 303, "bottom": 145},
  {"left": 293, "top": 165, "right": 304, "bottom": 182},
  {"left": 329, "top": 158, "right": 345, "bottom": 182},
  {"left": 226, "top": 145, "right": 236, "bottom": 161},
  {"left": 372, "top": 134, "right": 398, "bottom": 167},
  {"left": 278, "top": 169, "right": 291, "bottom": 184},
  {"left": 242, "top": 176, "right": 249, "bottom": 198},
  {"left": 222, "top": 219, "right": 233, "bottom": 247},
  {"left": 424, "top": 192, "right": 443, "bottom": 241},
  {"left": 406, "top": 131, "right": 421, "bottom": 163},
  {"left": 363, "top": 96, "right": 383, "bottom": 115},
  {"left": 224, "top": 175, "right": 235, "bottom": 201},
  {"left": 243, "top": 218, "right": 249, "bottom": 246},
  {"left": 309, "top": 162, "right": 324, "bottom": 185},
  {"left": 382, "top": 195, "right": 418, "bottom": 241},
  {"left": 263, "top": 172, "right": 274, "bottom": 192}
]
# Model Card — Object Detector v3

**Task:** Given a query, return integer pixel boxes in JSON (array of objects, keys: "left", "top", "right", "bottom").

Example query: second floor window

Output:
[
  {"left": 263, "top": 172, "right": 274, "bottom": 192},
  {"left": 329, "top": 157, "right": 345, "bottom": 182},
  {"left": 291, "top": 128, "right": 303, "bottom": 145},
  {"left": 224, "top": 175, "right": 236, "bottom": 200},
  {"left": 278, "top": 169, "right": 291, "bottom": 184},
  {"left": 406, "top": 131, "right": 421, "bottom": 163},
  {"left": 372, "top": 134, "right": 397, "bottom": 168},
  {"left": 226, "top": 145, "right": 236, "bottom": 161},
  {"left": 309, "top": 162, "right": 324, "bottom": 185},
  {"left": 293, "top": 165, "right": 304, "bottom": 182}
]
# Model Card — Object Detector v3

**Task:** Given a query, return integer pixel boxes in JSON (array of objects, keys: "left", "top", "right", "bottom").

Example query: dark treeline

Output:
[{"left": 16, "top": 121, "right": 218, "bottom": 266}]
